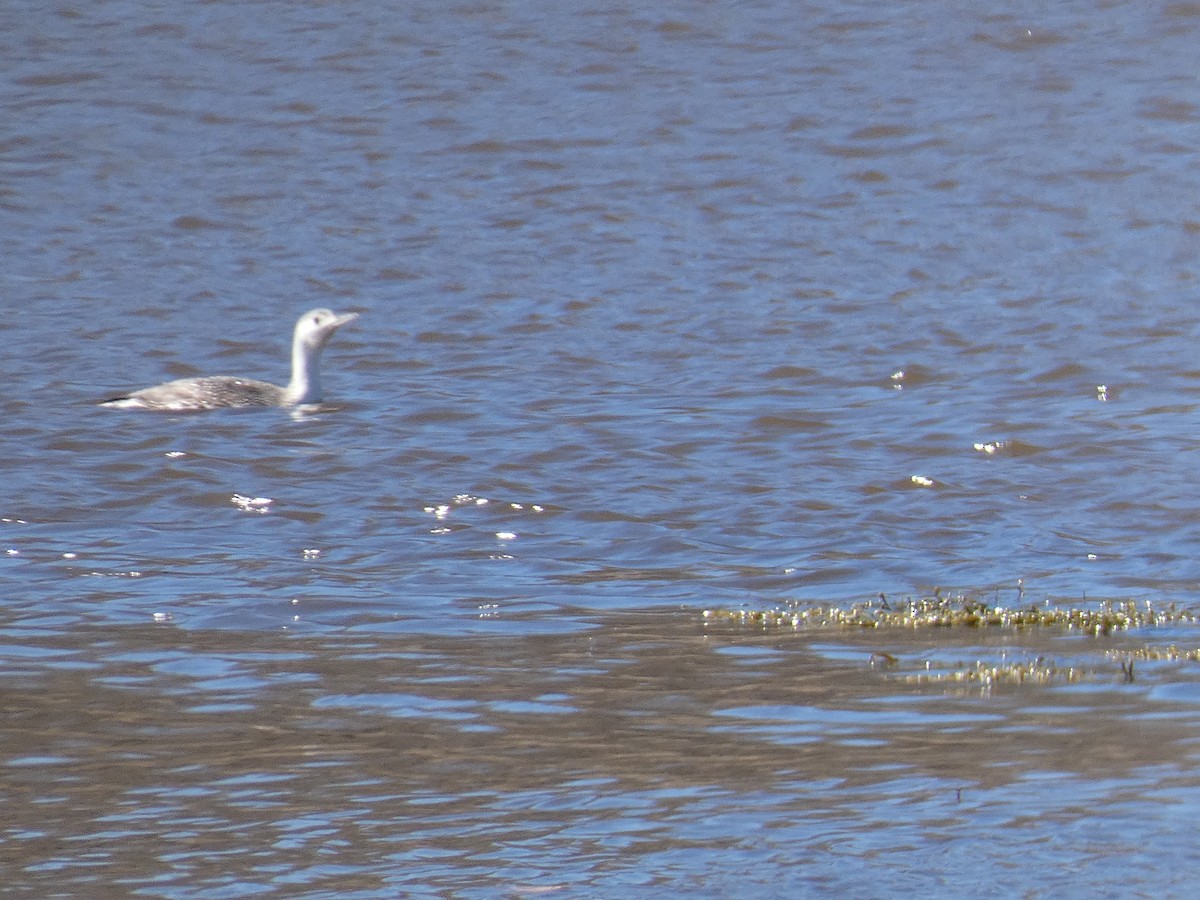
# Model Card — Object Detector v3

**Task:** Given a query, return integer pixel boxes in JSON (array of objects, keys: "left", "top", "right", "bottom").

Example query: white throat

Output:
[{"left": 284, "top": 338, "right": 324, "bottom": 405}]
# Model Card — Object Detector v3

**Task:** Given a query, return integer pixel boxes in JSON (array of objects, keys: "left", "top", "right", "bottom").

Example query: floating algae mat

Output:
[{"left": 702, "top": 596, "right": 1200, "bottom": 688}]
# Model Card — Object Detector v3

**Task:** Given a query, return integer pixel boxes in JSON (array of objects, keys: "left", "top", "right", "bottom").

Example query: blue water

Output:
[{"left": 4, "top": 1, "right": 1200, "bottom": 895}]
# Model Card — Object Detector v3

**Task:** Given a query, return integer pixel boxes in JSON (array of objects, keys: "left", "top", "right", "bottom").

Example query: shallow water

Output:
[
  {"left": 4, "top": 611, "right": 1200, "bottom": 897},
  {"left": 5, "top": 0, "right": 1200, "bottom": 895}
]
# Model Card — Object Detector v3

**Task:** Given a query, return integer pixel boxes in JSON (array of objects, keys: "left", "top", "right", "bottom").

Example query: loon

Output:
[{"left": 101, "top": 308, "right": 359, "bottom": 411}]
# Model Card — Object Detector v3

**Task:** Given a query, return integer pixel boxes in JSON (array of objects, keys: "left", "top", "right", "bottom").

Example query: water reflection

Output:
[{"left": 3, "top": 608, "right": 1199, "bottom": 895}]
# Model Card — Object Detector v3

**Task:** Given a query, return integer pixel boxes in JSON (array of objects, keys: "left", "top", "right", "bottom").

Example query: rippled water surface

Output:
[{"left": 6, "top": 0, "right": 1200, "bottom": 895}]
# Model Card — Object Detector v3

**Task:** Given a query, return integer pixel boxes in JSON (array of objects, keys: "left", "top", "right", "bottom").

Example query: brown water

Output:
[
  {"left": 5, "top": 0, "right": 1200, "bottom": 895},
  {"left": 4, "top": 611, "right": 1200, "bottom": 897}
]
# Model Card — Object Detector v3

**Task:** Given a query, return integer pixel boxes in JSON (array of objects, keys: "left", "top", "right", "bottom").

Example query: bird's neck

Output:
[{"left": 283, "top": 341, "right": 323, "bottom": 405}]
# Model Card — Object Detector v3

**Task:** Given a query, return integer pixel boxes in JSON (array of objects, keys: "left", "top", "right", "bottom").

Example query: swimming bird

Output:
[{"left": 101, "top": 308, "right": 359, "bottom": 411}]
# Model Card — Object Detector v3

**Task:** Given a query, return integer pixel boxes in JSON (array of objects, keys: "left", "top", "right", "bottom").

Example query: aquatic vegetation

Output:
[
  {"left": 701, "top": 596, "right": 1199, "bottom": 634},
  {"left": 1107, "top": 644, "right": 1200, "bottom": 663},
  {"left": 702, "top": 596, "right": 1200, "bottom": 688},
  {"left": 896, "top": 658, "right": 1082, "bottom": 687}
]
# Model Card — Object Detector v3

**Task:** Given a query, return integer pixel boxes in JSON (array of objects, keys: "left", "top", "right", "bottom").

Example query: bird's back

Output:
[{"left": 101, "top": 376, "right": 285, "bottom": 411}]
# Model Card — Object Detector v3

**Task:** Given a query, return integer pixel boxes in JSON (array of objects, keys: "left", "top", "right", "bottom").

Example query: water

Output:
[{"left": 4, "top": 0, "right": 1200, "bottom": 895}]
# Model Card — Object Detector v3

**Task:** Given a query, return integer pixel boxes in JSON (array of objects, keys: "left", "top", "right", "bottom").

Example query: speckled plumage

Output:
[{"left": 101, "top": 308, "right": 358, "bottom": 411}]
